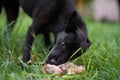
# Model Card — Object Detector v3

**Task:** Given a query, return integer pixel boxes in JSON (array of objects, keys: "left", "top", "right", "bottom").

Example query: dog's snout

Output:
[
  {"left": 50, "top": 59, "right": 57, "bottom": 64},
  {"left": 45, "top": 53, "right": 58, "bottom": 65},
  {"left": 45, "top": 58, "right": 58, "bottom": 65}
]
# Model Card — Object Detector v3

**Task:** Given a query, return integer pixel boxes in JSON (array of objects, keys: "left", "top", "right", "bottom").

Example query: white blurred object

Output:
[{"left": 92, "top": 0, "right": 119, "bottom": 22}]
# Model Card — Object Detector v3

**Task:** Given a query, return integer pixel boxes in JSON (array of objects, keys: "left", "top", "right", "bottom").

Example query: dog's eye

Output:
[{"left": 62, "top": 41, "right": 65, "bottom": 48}]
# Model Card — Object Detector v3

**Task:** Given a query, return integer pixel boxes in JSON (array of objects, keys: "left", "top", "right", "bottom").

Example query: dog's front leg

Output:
[{"left": 22, "top": 24, "right": 41, "bottom": 63}]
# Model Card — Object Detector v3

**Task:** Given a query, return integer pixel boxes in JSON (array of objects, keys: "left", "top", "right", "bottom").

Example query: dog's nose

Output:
[
  {"left": 50, "top": 59, "right": 56, "bottom": 64},
  {"left": 45, "top": 58, "right": 57, "bottom": 65}
]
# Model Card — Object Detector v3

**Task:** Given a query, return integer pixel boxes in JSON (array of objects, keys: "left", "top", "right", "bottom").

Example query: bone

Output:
[
  {"left": 43, "top": 64, "right": 64, "bottom": 74},
  {"left": 43, "top": 62, "right": 85, "bottom": 74}
]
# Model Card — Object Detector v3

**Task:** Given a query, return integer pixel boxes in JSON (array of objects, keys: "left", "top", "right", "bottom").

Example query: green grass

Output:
[{"left": 0, "top": 10, "right": 120, "bottom": 80}]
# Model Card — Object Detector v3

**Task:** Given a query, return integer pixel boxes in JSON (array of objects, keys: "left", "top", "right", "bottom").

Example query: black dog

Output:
[{"left": 0, "top": 0, "right": 91, "bottom": 65}]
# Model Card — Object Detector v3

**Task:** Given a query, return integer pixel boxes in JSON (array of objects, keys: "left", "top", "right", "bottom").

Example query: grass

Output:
[{"left": 0, "top": 9, "right": 120, "bottom": 80}]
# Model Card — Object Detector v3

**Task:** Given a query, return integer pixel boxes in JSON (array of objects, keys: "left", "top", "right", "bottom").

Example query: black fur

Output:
[
  {"left": 0, "top": 0, "right": 19, "bottom": 30},
  {"left": 0, "top": 0, "right": 91, "bottom": 65}
]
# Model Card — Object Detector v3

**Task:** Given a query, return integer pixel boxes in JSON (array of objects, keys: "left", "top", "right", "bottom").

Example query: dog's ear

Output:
[{"left": 65, "top": 11, "right": 77, "bottom": 33}]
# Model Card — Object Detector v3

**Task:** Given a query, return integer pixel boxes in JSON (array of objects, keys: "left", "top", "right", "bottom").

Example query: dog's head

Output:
[{"left": 45, "top": 12, "right": 91, "bottom": 65}]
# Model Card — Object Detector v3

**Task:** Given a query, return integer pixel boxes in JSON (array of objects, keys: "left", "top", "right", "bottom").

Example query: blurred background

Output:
[{"left": 74, "top": 0, "right": 120, "bottom": 23}]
